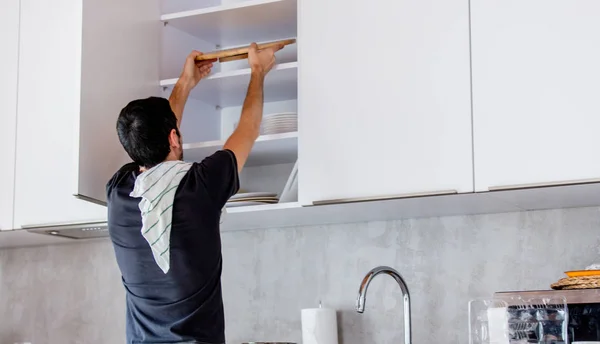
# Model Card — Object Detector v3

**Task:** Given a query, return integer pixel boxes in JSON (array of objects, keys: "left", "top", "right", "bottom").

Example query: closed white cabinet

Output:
[
  {"left": 298, "top": 0, "right": 473, "bottom": 204},
  {"left": 13, "top": 0, "right": 160, "bottom": 227},
  {"left": 0, "top": 0, "right": 20, "bottom": 230},
  {"left": 472, "top": 0, "right": 600, "bottom": 191}
]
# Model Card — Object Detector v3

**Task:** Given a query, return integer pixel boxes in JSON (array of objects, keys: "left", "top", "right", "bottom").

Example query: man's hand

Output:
[
  {"left": 248, "top": 43, "right": 284, "bottom": 77},
  {"left": 179, "top": 50, "right": 216, "bottom": 89},
  {"left": 170, "top": 51, "right": 216, "bottom": 127}
]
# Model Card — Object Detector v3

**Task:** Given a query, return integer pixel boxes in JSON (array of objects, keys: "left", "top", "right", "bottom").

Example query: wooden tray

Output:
[{"left": 196, "top": 39, "right": 296, "bottom": 63}]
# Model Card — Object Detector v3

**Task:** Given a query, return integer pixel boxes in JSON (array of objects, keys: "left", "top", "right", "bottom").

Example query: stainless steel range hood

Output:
[{"left": 24, "top": 221, "right": 109, "bottom": 239}]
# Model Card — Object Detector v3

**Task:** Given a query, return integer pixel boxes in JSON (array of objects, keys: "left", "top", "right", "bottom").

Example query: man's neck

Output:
[{"left": 139, "top": 156, "right": 180, "bottom": 173}]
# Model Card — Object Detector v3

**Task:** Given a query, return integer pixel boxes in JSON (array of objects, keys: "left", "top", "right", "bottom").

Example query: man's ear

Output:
[{"left": 168, "top": 129, "right": 181, "bottom": 148}]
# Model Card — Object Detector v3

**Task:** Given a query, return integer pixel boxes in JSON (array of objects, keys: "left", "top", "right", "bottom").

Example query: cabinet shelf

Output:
[
  {"left": 184, "top": 131, "right": 298, "bottom": 166},
  {"left": 161, "top": 0, "right": 297, "bottom": 47},
  {"left": 160, "top": 62, "right": 297, "bottom": 107}
]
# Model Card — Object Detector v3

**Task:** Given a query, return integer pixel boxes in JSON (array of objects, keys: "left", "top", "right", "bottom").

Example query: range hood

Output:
[{"left": 24, "top": 221, "right": 109, "bottom": 239}]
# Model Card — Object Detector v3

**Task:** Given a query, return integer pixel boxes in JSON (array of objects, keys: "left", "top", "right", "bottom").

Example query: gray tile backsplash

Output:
[{"left": 1, "top": 207, "right": 599, "bottom": 344}]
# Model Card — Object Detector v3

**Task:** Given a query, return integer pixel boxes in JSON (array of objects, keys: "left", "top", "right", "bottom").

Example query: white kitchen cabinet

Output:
[
  {"left": 471, "top": 0, "right": 600, "bottom": 192},
  {"left": 9, "top": 0, "right": 299, "bottom": 229},
  {"left": 0, "top": 0, "right": 20, "bottom": 230},
  {"left": 160, "top": 0, "right": 300, "bottom": 209},
  {"left": 13, "top": 0, "right": 160, "bottom": 227},
  {"left": 298, "top": 0, "right": 473, "bottom": 205}
]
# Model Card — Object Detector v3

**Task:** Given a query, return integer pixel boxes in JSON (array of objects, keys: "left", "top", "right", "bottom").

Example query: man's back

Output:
[
  {"left": 107, "top": 150, "right": 239, "bottom": 344},
  {"left": 109, "top": 43, "right": 281, "bottom": 343}
]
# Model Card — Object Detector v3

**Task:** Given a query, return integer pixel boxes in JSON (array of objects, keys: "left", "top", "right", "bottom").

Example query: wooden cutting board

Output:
[{"left": 195, "top": 39, "right": 296, "bottom": 63}]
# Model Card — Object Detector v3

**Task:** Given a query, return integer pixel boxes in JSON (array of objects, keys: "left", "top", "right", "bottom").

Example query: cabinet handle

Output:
[
  {"left": 312, "top": 190, "right": 458, "bottom": 206},
  {"left": 488, "top": 178, "right": 600, "bottom": 192},
  {"left": 21, "top": 220, "right": 107, "bottom": 230},
  {"left": 74, "top": 194, "right": 107, "bottom": 207}
]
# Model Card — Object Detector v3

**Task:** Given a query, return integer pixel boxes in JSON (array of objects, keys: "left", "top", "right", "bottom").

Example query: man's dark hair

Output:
[{"left": 117, "top": 97, "right": 179, "bottom": 168}]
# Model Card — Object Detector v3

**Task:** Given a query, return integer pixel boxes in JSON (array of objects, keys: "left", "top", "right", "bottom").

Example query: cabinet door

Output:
[
  {"left": 76, "top": 0, "right": 160, "bottom": 204},
  {"left": 472, "top": 0, "right": 600, "bottom": 191},
  {"left": 14, "top": 0, "right": 160, "bottom": 227},
  {"left": 0, "top": 0, "right": 19, "bottom": 230},
  {"left": 298, "top": 0, "right": 473, "bottom": 204},
  {"left": 14, "top": 0, "right": 108, "bottom": 227}
]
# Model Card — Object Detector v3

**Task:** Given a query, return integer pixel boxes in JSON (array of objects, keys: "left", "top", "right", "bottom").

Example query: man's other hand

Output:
[{"left": 248, "top": 43, "right": 284, "bottom": 77}]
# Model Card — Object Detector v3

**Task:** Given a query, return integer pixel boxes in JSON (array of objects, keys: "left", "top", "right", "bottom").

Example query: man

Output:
[{"left": 106, "top": 43, "right": 282, "bottom": 344}]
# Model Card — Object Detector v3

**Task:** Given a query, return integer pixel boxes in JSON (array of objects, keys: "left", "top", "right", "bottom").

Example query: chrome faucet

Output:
[{"left": 356, "top": 266, "right": 412, "bottom": 344}]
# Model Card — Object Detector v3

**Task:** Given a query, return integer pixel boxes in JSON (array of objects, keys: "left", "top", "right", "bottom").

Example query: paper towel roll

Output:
[{"left": 301, "top": 308, "right": 338, "bottom": 344}]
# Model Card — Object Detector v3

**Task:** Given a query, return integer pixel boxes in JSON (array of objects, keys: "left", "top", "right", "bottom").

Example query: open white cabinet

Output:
[
  {"left": 10, "top": 0, "right": 157, "bottom": 229},
  {"left": 6, "top": 0, "right": 298, "bottom": 231},
  {"left": 159, "top": 0, "right": 300, "bottom": 212}
]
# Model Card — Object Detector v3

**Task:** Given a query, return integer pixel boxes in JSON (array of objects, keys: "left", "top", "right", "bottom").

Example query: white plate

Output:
[
  {"left": 263, "top": 119, "right": 297, "bottom": 124},
  {"left": 262, "top": 126, "right": 298, "bottom": 131},
  {"left": 230, "top": 192, "right": 278, "bottom": 200},
  {"left": 229, "top": 199, "right": 279, "bottom": 204},
  {"left": 226, "top": 201, "right": 275, "bottom": 208},
  {"left": 264, "top": 114, "right": 297, "bottom": 119},
  {"left": 265, "top": 112, "right": 297, "bottom": 115},
  {"left": 262, "top": 122, "right": 297, "bottom": 128},
  {"left": 264, "top": 112, "right": 297, "bottom": 118},
  {"left": 264, "top": 115, "right": 297, "bottom": 120},
  {"left": 280, "top": 160, "right": 298, "bottom": 203},
  {"left": 263, "top": 121, "right": 297, "bottom": 125},
  {"left": 262, "top": 131, "right": 297, "bottom": 135},
  {"left": 228, "top": 197, "right": 279, "bottom": 202},
  {"left": 264, "top": 121, "right": 297, "bottom": 126},
  {"left": 262, "top": 129, "right": 297, "bottom": 135},
  {"left": 262, "top": 123, "right": 297, "bottom": 128},
  {"left": 262, "top": 123, "right": 298, "bottom": 128},
  {"left": 262, "top": 127, "right": 297, "bottom": 132},
  {"left": 264, "top": 115, "right": 297, "bottom": 119}
]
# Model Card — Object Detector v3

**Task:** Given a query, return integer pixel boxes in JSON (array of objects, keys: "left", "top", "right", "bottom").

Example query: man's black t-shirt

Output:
[{"left": 106, "top": 150, "right": 239, "bottom": 344}]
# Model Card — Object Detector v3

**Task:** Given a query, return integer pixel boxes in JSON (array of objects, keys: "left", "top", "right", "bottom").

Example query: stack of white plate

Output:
[
  {"left": 261, "top": 112, "right": 298, "bottom": 135},
  {"left": 226, "top": 192, "right": 279, "bottom": 208}
]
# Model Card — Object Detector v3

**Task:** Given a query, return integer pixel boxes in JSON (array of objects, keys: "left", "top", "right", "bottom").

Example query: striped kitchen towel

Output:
[{"left": 130, "top": 160, "right": 193, "bottom": 273}]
